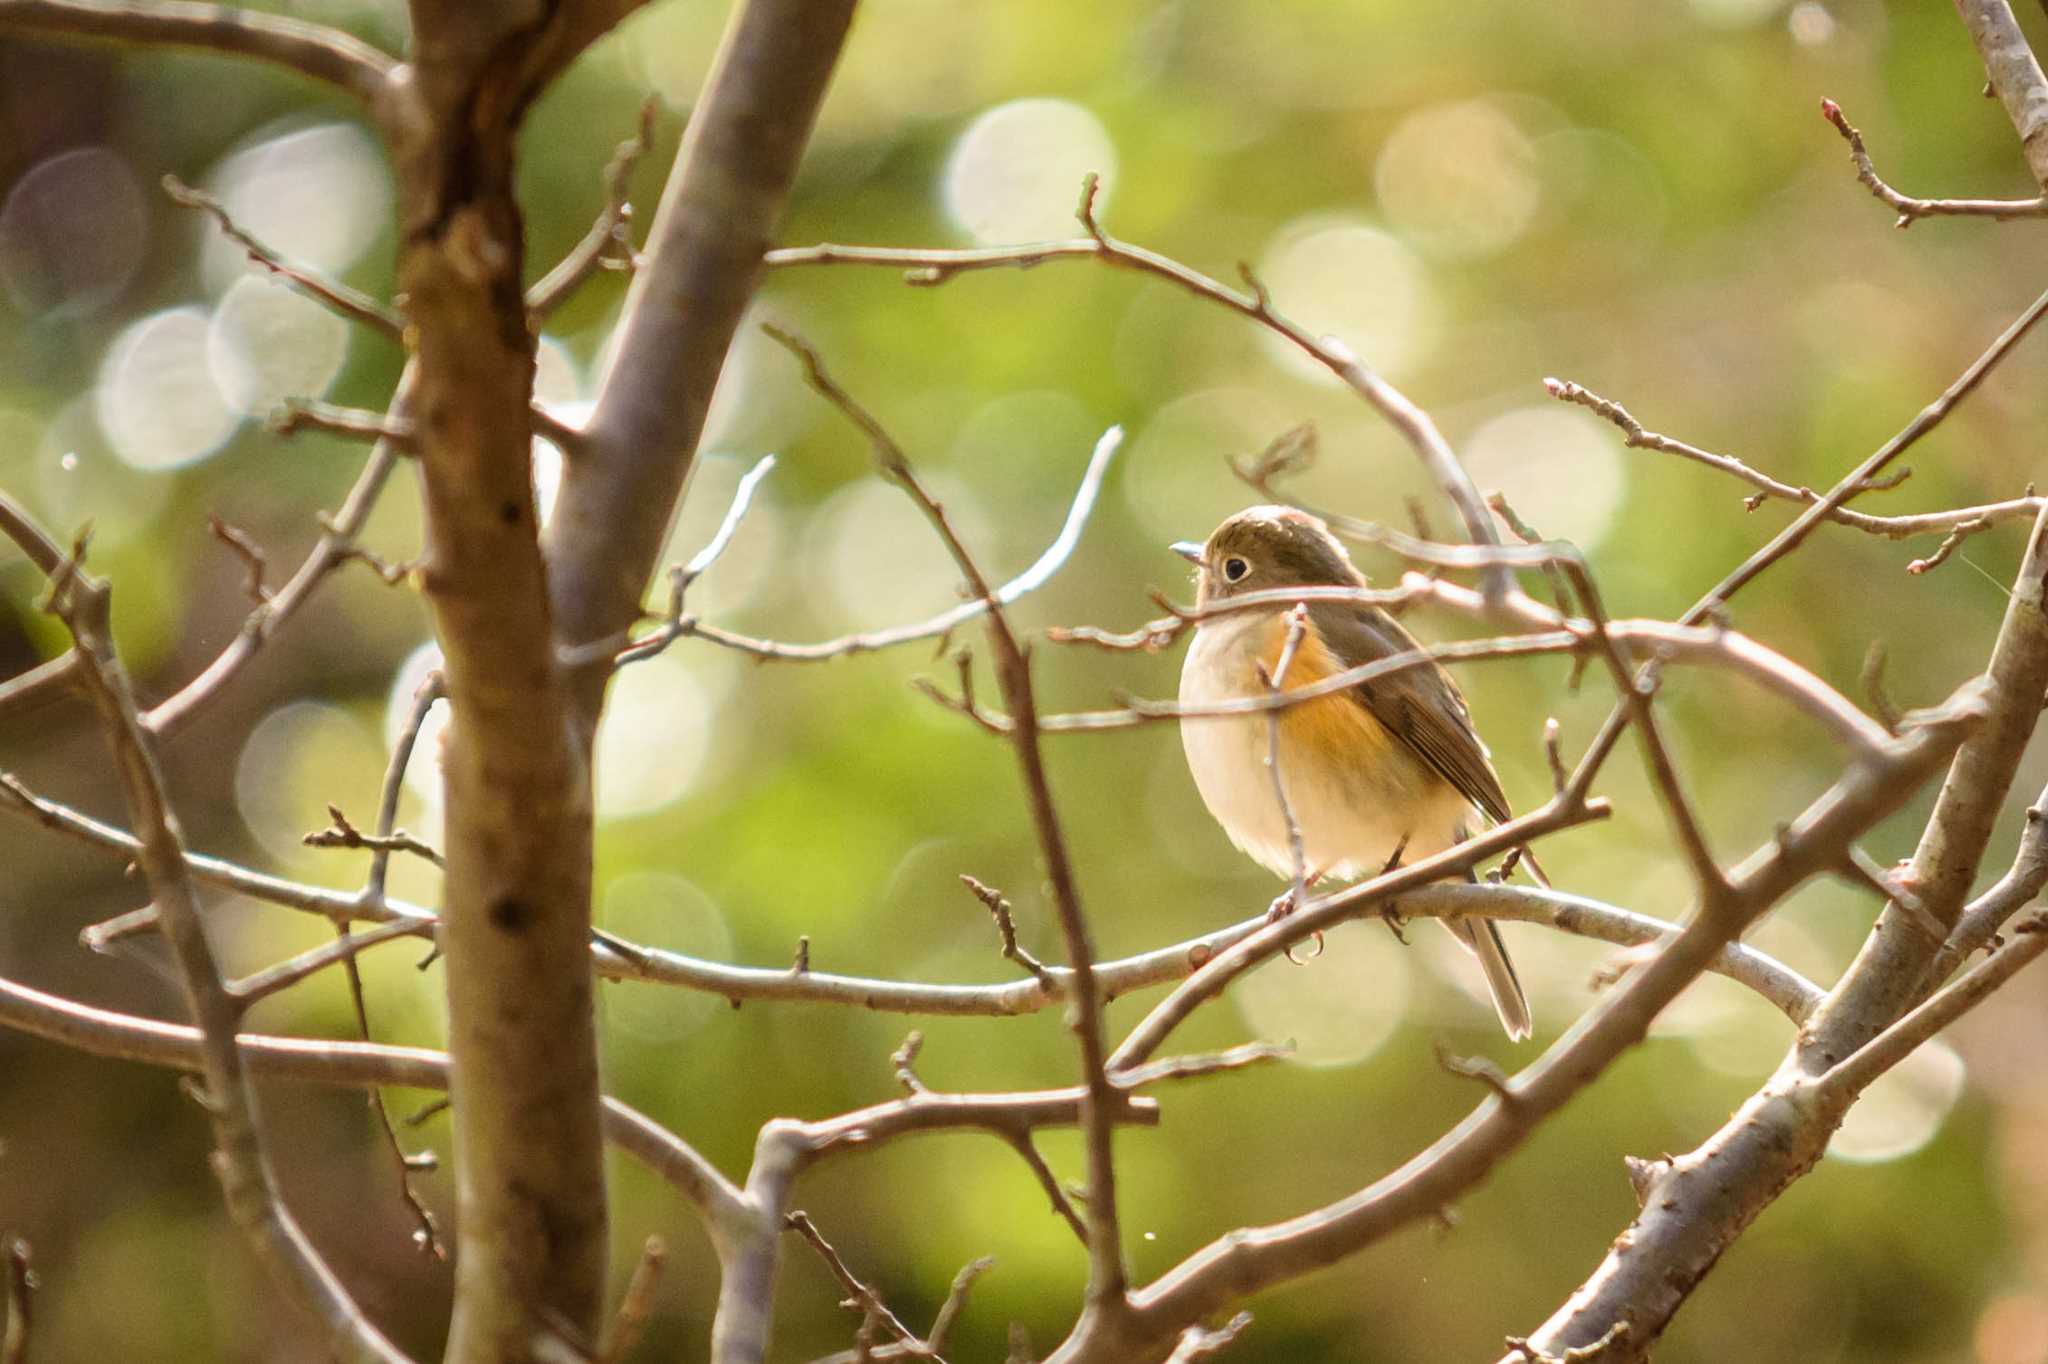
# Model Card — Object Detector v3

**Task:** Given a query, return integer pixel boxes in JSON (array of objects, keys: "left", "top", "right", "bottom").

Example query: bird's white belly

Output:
[{"left": 1179, "top": 615, "right": 1472, "bottom": 881}]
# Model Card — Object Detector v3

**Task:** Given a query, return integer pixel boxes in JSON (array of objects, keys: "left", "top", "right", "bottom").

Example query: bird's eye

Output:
[{"left": 1222, "top": 556, "right": 1250, "bottom": 582}]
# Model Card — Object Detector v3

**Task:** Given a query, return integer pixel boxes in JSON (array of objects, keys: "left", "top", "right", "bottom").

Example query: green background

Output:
[{"left": 5, "top": 0, "right": 2048, "bottom": 1360}]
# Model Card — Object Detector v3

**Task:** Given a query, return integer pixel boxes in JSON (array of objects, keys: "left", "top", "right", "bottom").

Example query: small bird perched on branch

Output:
[{"left": 1174, "top": 505, "right": 1532, "bottom": 1040}]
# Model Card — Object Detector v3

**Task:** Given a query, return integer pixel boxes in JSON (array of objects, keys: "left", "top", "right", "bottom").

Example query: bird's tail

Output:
[{"left": 1451, "top": 914, "right": 1532, "bottom": 1042}]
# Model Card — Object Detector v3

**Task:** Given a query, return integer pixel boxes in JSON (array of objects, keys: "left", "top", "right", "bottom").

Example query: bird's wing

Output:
[{"left": 1305, "top": 600, "right": 1512, "bottom": 825}]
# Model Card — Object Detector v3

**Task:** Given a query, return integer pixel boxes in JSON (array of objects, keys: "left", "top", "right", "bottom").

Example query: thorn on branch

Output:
[
  {"left": 1623, "top": 1154, "right": 1672, "bottom": 1208},
  {"left": 792, "top": 935, "right": 811, "bottom": 975}
]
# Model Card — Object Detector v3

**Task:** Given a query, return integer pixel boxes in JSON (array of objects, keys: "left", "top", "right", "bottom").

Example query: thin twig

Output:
[
  {"left": 766, "top": 175, "right": 1512, "bottom": 598},
  {"left": 1544, "top": 376, "right": 2042, "bottom": 554},
  {"left": 163, "top": 175, "right": 404, "bottom": 337},
  {"left": 367, "top": 671, "right": 445, "bottom": 903},
  {"left": 303, "top": 804, "right": 444, "bottom": 868},
  {"left": 529, "top": 97, "right": 658, "bottom": 318},
  {"left": 764, "top": 324, "right": 1134, "bottom": 1315},
  {"left": 786, "top": 1211, "right": 928, "bottom": 1354},
  {"left": 581, "top": 425, "right": 1123, "bottom": 670},
  {"left": 960, "top": 875, "right": 1056, "bottom": 988},
  {"left": 145, "top": 365, "right": 417, "bottom": 736},
  {"left": 1819, "top": 98, "right": 2048, "bottom": 225},
  {"left": 8, "top": 770, "right": 1825, "bottom": 1022},
  {"left": 15, "top": 512, "right": 411, "bottom": 1361},
  {"left": 1258, "top": 605, "right": 1313, "bottom": 909},
  {"left": 207, "top": 515, "right": 274, "bottom": 604},
  {"left": 0, "top": 2, "right": 397, "bottom": 108}
]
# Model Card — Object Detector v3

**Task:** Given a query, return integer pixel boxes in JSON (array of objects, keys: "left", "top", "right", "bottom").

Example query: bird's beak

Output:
[{"left": 1170, "top": 541, "right": 1203, "bottom": 565}]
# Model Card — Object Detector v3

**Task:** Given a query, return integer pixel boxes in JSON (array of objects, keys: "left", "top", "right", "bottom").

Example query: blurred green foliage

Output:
[{"left": 6, "top": 0, "right": 2048, "bottom": 1360}]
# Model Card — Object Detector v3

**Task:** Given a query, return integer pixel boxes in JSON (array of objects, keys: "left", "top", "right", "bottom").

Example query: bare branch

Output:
[
  {"left": 0, "top": 972, "right": 748, "bottom": 1228},
  {"left": 587, "top": 424, "right": 1122, "bottom": 670},
  {"left": 1821, "top": 914, "right": 2048, "bottom": 1096},
  {"left": 1050, "top": 688, "right": 1981, "bottom": 1363},
  {"left": 1928, "top": 790, "right": 2048, "bottom": 979},
  {"left": 20, "top": 516, "right": 411, "bottom": 1362},
  {"left": 786, "top": 1212, "right": 927, "bottom": 1355},
  {"left": 1545, "top": 377, "right": 2042, "bottom": 554},
  {"left": 529, "top": 98, "right": 658, "bottom": 318},
  {"left": 1956, "top": 0, "right": 2048, "bottom": 190},
  {"left": 146, "top": 363, "right": 415, "bottom": 736},
  {"left": 0, "top": 0, "right": 397, "bottom": 106},
  {"left": 763, "top": 325, "right": 1134, "bottom": 1317},
  {"left": 1818, "top": 98, "right": 2048, "bottom": 225},
  {"left": 1807, "top": 501, "right": 2048, "bottom": 1049},
  {"left": 164, "top": 175, "right": 405, "bottom": 337},
  {"left": 767, "top": 177, "right": 1513, "bottom": 598},
  {"left": 551, "top": 0, "right": 859, "bottom": 737},
  {"left": 4, "top": 772, "right": 1823, "bottom": 1021}
]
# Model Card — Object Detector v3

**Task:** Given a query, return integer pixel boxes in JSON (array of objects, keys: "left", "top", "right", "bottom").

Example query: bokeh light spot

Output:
[
  {"left": 807, "top": 473, "right": 993, "bottom": 634},
  {"left": 1376, "top": 101, "right": 1541, "bottom": 260},
  {"left": 1463, "top": 405, "right": 1626, "bottom": 550},
  {"left": 1976, "top": 1294, "right": 2048, "bottom": 1364},
  {"left": 200, "top": 123, "right": 390, "bottom": 291},
  {"left": 206, "top": 275, "right": 350, "bottom": 417},
  {"left": 1827, "top": 1039, "right": 1966, "bottom": 1164},
  {"left": 233, "top": 701, "right": 384, "bottom": 865},
  {"left": 1234, "top": 920, "right": 1410, "bottom": 1067},
  {"left": 0, "top": 146, "right": 148, "bottom": 318},
  {"left": 1254, "top": 217, "right": 1434, "bottom": 382},
  {"left": 385, "top": 641, "right": 449, "bottom": 809},
  {"left": 593, "top": 651, "right": 713, "bottom": 820},
  {"left": 944, "top": 98, "right": 1116, "bottom": 244},
  {"left": 601, "top": 872, "right": 733, "bottom": 1040},
  {"left": 94, "top": 306, "right": 240, "bottom": 471}
]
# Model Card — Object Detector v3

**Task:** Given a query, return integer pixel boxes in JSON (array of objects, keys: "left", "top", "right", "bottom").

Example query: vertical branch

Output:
[
  {"left": 378, "top": 3, "right": 649, "bottom": 1353},
  {"left": 766, "top": 330, "right": 1134, "bottom": 1318},
  {"left": 1955, "top": 0, "right": 2048, "bottom": 189},
  {"left": 35, "top": 546, "right": 408, "bottom": 1364},
  {"left": 551, "top": 0, "right": 859, "bottom": 733},
  {"left": 1802, "top": 500, "right": 2048, "bottom": 1056}
]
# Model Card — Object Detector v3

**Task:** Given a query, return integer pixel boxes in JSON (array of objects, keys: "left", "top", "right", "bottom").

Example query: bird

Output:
[{"left": 1173, "top": 504, "right": 1532, "bottom": 1040}]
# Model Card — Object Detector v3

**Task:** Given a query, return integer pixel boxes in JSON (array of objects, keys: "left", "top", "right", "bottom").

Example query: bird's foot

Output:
[
  {"left": 1379, "top": 902, "right": 1410, "bottom": 946},
  {"left": 1265, "top": 888, "right": 1297, "bottom": 923}
]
